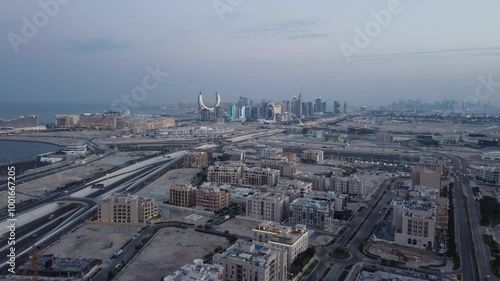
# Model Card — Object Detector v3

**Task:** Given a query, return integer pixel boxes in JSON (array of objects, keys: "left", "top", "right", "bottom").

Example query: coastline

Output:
[{"left": 0, "top": 139, "right": 62, "bottom": 169}]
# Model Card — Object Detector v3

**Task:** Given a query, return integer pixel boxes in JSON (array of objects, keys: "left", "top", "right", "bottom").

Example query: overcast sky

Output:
[{"left": 1, "top": 0, "right": 500, "bottom": 108}]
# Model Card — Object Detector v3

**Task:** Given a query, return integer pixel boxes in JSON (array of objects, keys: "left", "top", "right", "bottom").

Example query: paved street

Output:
[{"left": 303, "top": 178, "right": 397, "bottom": 281}]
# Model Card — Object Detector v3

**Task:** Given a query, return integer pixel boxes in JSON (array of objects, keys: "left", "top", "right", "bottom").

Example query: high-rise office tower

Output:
[
  {"left": 334, "top": 101, "right": 340, "bottom": 114},
  {"left": 314, "top": 97, "right": 322, "bottom": 113},
  {"left": 298, "top": 93, "right": 303, "bottom": 117},
  {"left": 321, "top": 101, "right": 327, "bottom": 113},
  {"left": 343, "top": 102, "right": 347, "bottom": 114}
]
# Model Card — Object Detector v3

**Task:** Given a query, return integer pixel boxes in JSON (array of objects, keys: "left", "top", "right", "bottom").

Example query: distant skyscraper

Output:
[
  {"left": 321, "top": 101, "right": 327, "bottom": 113},
  {"left": 306, "top": 102, "right": 313, "bottom": 117},
  {"left": 343, "top": 102, "right": 347, "bottom": 114},
  {"left": 229, "top": 104, "right": 236, "bottom": 121},
  {"left": 314, "top": 97, "right": 322, "bottom": 113},
  {"left": 298, "top": 93, "right": 303, "bottom": 117},
  {"left": 334, "top": 101, "right": 340, "bottom": 114}
]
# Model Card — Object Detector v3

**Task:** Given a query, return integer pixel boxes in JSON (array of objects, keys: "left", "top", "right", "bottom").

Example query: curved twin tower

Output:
[{"left": 198, "top": 92, "right": 221, "bottom": 111}]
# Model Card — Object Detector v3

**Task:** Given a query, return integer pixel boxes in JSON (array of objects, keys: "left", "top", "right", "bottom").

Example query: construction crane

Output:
[{"left": 21, "top": 247, "right": 39, "bottom": 281}]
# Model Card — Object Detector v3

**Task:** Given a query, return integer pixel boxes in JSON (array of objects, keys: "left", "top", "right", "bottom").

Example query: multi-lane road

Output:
[
  {"left": 449, "top": 155, "right": 493, "bottom": 281},
  {"left": 0, "top": 153, "right": 185, "bottom": 276}
]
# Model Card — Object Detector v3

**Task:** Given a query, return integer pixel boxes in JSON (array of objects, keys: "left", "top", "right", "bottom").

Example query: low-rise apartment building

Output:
[
  {"left": 252, "top": 221, "right": 309, "bottom": 266},
  {"left": 393, "top": 200, "right": 437, "bottom": 250},
  {"left": 329, "top": 176, "right": 366, "bottom": 197},
  {"left": 184, "top": 151, "right": 209, "bottom": 168},
  {"left": 97, "top": 193, "right": 158, "bottom": 224},
  {"left": 289, "top": 198, "right": 335, "bottom": 230},
  {"left": 207, "top": 163, "right": 244, "bottom": 184},
  {"left": 242, "top": 167, "right": 280, "bottom": 186},
  {"left": 246, "top": 192, "right": 289, "bottom": 222},
  {"left": 294, "top": 172, "right": 326, "bottom": 191},
  {"left": 196, "top": 185, "right": 230, "bottom": 212},
  {"left": 261, "top": 159, "right": 296, "bottom": 177},
  {"left": 301, "top": 149, "right": 324, "bottom": 163},
  {"left": 213, "top": 240, "right": 288, "bottom": 281},
  {"left": 169, "top": 184, "right": 197, "bottom": 208}
]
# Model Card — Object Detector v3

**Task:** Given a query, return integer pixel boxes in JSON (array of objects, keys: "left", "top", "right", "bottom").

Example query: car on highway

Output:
[
  {"left": 115, "top": 264, "right": 122, "bottom": 270},
  {"left": 112, "top": 249, "right": 123, "bottom": 258},
  {"left": 49, "top": 214, "right": 55, "bottom": 220}
]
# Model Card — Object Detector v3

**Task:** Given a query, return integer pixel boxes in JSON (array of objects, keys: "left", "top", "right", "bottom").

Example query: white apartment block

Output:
[
  {"left": 246, "top": 192, "right": 289, "bottom": 222},
  {"left": 289, "top": 198, "right": 335, "bottom": 230},
  {"left": 253, "top": 221, "right": 309, "bottom": 266},
  {"left": 302, "top": 149, "right": 324, "bottom": 163},
  {"left": 208, "top": 163, "right": 244, "bottom": 184},
  {"left": 242, "top": 167, "right": 280, "bottom": 186},
  {"left": 479, "top": 166, "right": 500, "bottom": 184},
  {"left": 213, "top": 240, "right": 288, "bottom": 281},
  {"left": 97, "top": 193, "right": 158, "bottom": 224},
  {"left": 393, "top": 200, "right": 437, "bottom": 250},
  {"left": 329, "top": 176, "right": 366, "bottom": 197}
]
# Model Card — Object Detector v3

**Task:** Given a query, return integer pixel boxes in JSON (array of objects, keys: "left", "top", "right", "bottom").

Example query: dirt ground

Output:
[
  {"left": 116, "top": 228, "right": 229, "bottom": 281},
  {"left": 218, "top": 217, "right": 259, "bottom": 238},
  {"left": 15, "top": 152, "right": 141, "bottom": 197},
  {"left": 43, "top": 223, "right": 142, "bottom": 260},
  {"left": 135, "top": 168, "right": 200, "bottom": 202},
  {"left": 366, "top": 241, "right": 445, "bottom": 268}
]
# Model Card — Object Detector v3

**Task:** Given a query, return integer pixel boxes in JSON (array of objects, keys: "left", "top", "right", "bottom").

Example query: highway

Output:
[
  {"left": 449, "top": 155, "right": 493, "bottom": 281},
  {"left": 0, "top": 154, "right": 185, "bottom": 276}
]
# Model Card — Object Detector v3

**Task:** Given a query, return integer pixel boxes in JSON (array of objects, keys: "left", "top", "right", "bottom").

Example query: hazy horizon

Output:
[{"left": 1, "top": 1, "right": 500, "bottom": 107}]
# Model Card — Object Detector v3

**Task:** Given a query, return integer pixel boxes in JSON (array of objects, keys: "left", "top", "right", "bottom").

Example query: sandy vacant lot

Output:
[
  {"left": 43, "top": 223, "right": 142, "bottom": 260},
  {"left": 16, "top": 152, "right": 141, "bottom": 197},
  {"left": 218, "top": 217, "right": 259, "bottom": 238},
  {"left": 135, "top": 168, "right": 200, "bottom": 201},
  {"left": 117, "top": 228, "right": 229, "bottom": 281}
]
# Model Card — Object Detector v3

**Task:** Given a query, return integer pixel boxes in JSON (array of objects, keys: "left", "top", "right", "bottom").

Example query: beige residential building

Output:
[
  {"left": 261, "top": 159, "right": 296, "bottom": 177},
  {"left": 97, "top": 193, "right": 158, "bottom": 224},
  {"left": 242, "top": 167, "right": 280, "bottom": 186},
  {"left": 246, "top": 192, "right": 289, "bottom": 222},
  {"left": 184, "top": 151, "right": 209, "bottom": 167},
  {"left": 411, "top": 167, "right": 442, "bottom": 190},
  {"left": 294, "top": 172, "right": 326, "bottom": 191},
  {"left": 329, "top": 176, "right": 366, "bottom": 197},
  {"left": 196, "top": 185, "right": 230, "bottom": 212},
  {"left": 289, "top": 198, "right": 335, "bottom": 230},
  {"left": 393, "top": 200, "right": 437, "bottom": 250},
  {"left": 213, "top": 240, "right": 288, "bottom": 281},
  {"left": 208, "top": 163, "right": 244, "bottom": 184},
  {"left": 418, "top": 158, "right": 444, "bottom": 174},
  {"left": 253, "top": 221, "right": 309, "bottom": 266},
  {"left": 302, "top": 149, "right": 324, "bottom": 163},
  {"left": 169, "top": 184, "right": 197, "bottom": 208}
]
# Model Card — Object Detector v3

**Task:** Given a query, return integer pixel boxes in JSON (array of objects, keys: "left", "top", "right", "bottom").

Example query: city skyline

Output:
[{"left": 1, "top": 1, "right": 500, "bottom": 107}]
